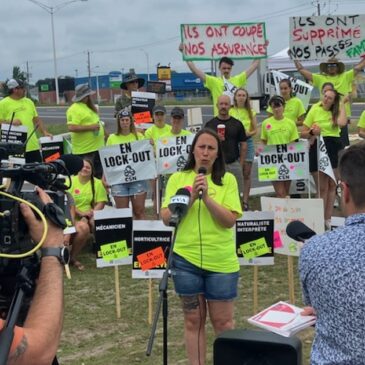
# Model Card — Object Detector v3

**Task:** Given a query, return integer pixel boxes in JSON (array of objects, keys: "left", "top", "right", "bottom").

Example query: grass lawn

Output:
[{"left": 48, "top": 121, "right": 358, "bottom": 364}]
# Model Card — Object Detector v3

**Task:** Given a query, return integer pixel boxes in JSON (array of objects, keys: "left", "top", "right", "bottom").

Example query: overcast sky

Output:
[{"left": 1, "top": 0, "right": 365, "bottom": 82}]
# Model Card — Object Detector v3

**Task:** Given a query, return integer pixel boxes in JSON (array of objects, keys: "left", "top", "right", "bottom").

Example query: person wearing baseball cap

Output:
[
  {"left": 291, "top": 53, "right": 365, "bottom": 148},
  {"left": 166, "top": 107, "right": 192, "bottom": 137},
  {"left": 0, "top": 78, "right": 52, "bottom": 162},
  {"left": 144, "top": 104, "right": 171, "bottom": 143},
  {"left": 114, "top": 71, "right": 145, "bottom": 116}
]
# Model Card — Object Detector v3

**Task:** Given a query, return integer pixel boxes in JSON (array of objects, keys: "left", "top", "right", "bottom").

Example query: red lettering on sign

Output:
[
  {"left": 184, "top": 42, "right": 205, "bottom": 55},
  {"left": 183, "top": 25, "right": 199, "bottom": 39},
  {"left": 137, "top": 246, "right": 166, "bottom": 272}
]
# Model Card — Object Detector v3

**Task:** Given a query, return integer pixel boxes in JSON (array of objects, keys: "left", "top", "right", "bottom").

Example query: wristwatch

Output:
[{"left": 41, "top": 246, "right": 70, "bottom": 265}]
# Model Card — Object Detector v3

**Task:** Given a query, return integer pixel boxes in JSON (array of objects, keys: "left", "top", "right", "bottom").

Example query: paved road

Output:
[{"left": 37, "top": 103, "right": 365, "bottom": 133}]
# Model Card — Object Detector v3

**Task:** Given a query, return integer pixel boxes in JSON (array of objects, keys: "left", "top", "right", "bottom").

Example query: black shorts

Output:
[{"left": 309, "top": 136, "right": 342, "bottom": 173}]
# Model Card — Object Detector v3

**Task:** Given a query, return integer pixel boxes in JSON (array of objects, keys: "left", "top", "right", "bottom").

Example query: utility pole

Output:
[
  {"left": 26, "top": 61, "right": 30, "bottom": 97},
  {"left": 87, "top": 50, "right": 91, "bottom": 86}
]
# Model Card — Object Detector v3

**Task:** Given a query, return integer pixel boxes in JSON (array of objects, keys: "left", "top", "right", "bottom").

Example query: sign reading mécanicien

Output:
[
  {"left": 289, "top": 14, "right": 365, "bottom": 60},
  {"left": 132, "top": 220, "right": 173, "bottom": 279},
  {"left": 257, "top": 141, "right": 309, "bottom": 182},
  {"left": 94, "top": 208, "right": 133, "bottom": 268},
  {"left": 99, "top": 139, "right": 157, "bottom": 186},
  {"left": 156, "top": 134, "right": 194, "bottom": 175},
  {"left": 181, "top": 22, "right": 267, "bottom": 60}
]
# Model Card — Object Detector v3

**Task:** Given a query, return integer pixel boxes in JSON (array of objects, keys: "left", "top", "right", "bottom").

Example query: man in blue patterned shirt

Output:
[{"left": 299, "top": 142, "right": 365, "bottom": 365}]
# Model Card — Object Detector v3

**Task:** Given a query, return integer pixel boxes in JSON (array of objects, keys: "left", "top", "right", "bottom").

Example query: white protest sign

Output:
[
  {"left": 181, "top": 22, "right": 267, "bottom": 60},
  {"left": 99, "top": 139, "right": 157, "bottom": 186},
  {"left": 156, "top": 134, "right": 194, "bottom": 175},
  {"left": 1, "top": 124, "right": 28, "bottom": 145},
  {"left": 289, "top": 15, "right": 365, "bottom": 61},
  {"left": 235, "top": 211, "right": 275, "bottom": 266},
  {"left": 94, "top": 208, "right": 133, "bottom": 268},
  {"left": 257, "top": 141, "right": 309, "bottom": 182},
  {"left": 132, "top": 220, "right": 173, "bottom": 279},
  {"left": 39, "top": 135, "right": 64, "bottom": 162},
  {"left": 318, "top": 136, "right": 336, "bottom": 183},
  {"left": 271, "top": 71, "right": 313, "bottom": 109},
  {"left": 260, "top": 197, "right": 324, "bottom": 256}
]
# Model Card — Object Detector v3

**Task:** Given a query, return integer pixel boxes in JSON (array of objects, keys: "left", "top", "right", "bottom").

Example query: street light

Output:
[
  {"left": 140, "top": 49, "right": 150, "bottom": 81},
  {"left": 28, "top": 0, "right": 88, "bottom": 105}
]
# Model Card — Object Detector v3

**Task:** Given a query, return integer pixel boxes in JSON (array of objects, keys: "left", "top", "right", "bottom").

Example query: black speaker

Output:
[{"left": 214, "top": 329, "right": 302, "bottom": 365}]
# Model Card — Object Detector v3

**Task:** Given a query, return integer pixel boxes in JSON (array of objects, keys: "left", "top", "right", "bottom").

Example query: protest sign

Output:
[
  {"left": 236, "top": 211, "right": 274, "bottom": 265},
  {"left": 271, "top": 70, "right": 313, "bottom": 109},
  {"left": 131, "top": 91, "right": 156, "bottom": 124},
  {"left": 181, "top": 22, "right": 267, "bottom": 60},
  {"left": 99, "top": 139, "right": 157, "bottom": 186},
  {"left": 39, "top": 135, "right": 64, "bottom": 162},
  {"left": 318, "top": 136, "right": 336, "bottom": 182},
  {"left": 94, "top": 208, "right": 133, "bottom": 268},
  {"left": 156, "top": 134, "right": 194, "bottom": 175},
  {"left": 289, "top": 15, "right": 365, "bottom": 61},
  {"left": 260, "top": 197, "right": 324, "bottom": 256},
  {"left": 1, "top": 124, "right": 27, "bottom": 145},
  {"left": 257, "top": 141, "right": 309, "bottom": 182},
  {"left": 132, "top": 220, "right": 173, "bottom": 279}
]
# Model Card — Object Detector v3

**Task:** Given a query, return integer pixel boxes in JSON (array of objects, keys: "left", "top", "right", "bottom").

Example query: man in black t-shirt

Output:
[{"left": 205, "top": 95, "right": 247, "bottom": 200}]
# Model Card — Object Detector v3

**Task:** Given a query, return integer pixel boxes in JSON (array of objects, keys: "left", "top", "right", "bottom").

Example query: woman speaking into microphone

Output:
[{"left": 161, "top": 128, "right": 242, "bottom": 365}]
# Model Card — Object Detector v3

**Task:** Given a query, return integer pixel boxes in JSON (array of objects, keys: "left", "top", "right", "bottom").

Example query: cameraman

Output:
[{"left": 0, "top": 188, "right": 64, "bottom": 365}]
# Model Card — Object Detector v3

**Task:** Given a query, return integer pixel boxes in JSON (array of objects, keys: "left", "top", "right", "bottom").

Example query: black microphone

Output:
[
  {"left": 168, "top": 187, "right": 191, "bottom": 226},
  {"left": 286, "top": 220, "right": 316, "bottom": 243},
  {"left": 197, "top": 166, "right": 207, "bottom": 199}
]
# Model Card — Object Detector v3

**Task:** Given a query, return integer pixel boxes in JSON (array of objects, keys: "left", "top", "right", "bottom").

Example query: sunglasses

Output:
[{"left": 327, "top": 63, "right": 338, "bottom": 68}]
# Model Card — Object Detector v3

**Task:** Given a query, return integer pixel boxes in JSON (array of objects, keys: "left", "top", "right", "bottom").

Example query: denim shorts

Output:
[
  {"left": 111, "top": 180, "right": 148, "bottom": 197},
  {"left": 245, "top": 137, "right": 255, "bottom": 162},
  {"left": 171, "top": 253, "right": 239, "bottom": 300}
]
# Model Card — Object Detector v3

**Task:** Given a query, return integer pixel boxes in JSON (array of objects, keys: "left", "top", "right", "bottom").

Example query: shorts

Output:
[
  {"left": 171, "top": 253, "right": 239, "bottom": 300},
  {"left": 111, "top": 180, "right": 148, "bottom": 197},
  {"left": 245, "top": 137, "right": 255, "bottom": 162},
  {"left": 309, "top": 136, "right": 342, "bottom": 173}
]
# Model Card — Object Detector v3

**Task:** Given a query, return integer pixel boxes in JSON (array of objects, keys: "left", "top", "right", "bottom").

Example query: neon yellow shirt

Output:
[
  {"left": 229, "top": 107, "right": 256, "bottom": 133},
  {"left": 162, "top": 170, "right": 242, "bottom": 273},
  {"left": 267, "top": 97, "right": 306, "bottom": 123},
  {"left": 312, "top": 70, "right": 354, "bottom": 116},
  {"left": 0, "top": 96, "right": 39, "bottom": 152},
  {"left": 106, "top": 132, "right": 145, "bottom": 145},
  {"left": 204, "top": 72, "right": 247, "bottom": 116},
  {"left": 66, "top": 102, "right": 105, "bottom": 154},
  {"left": 144, "top": 124, "right": 172, "bottom": 143},
  {"left": 164, "top": 129, "right": 192, "bottom": 137},
  {"left": 261, "top": 116, "right": 299, "bottom": 145},
  {"left": 304, "top": 103, "right": 340, "bottom": 137},
  {"left": 358, "top": 110, "right": 365, "bottom": 129},
  {"left": 68, "top": 175, "right": 108, "bottom": 213}
]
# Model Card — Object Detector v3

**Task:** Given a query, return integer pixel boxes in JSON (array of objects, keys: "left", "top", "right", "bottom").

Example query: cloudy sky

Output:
[{"left": 1, "top": 0, "right": 365, "bottom": 82}]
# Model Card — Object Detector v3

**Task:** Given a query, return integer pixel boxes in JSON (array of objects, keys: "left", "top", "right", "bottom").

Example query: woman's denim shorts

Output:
[
  {"left": 245, "top": 137, "right": 255, "bottom": 162},
  {"left": 111, "top": 180, "right": 148, "bottom": 197},
  {"left": 171, "top": 253, "right": 239, "bottom": 300}
]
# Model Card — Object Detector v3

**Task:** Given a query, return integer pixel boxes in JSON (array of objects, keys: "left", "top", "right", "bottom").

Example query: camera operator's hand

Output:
[{"left": 20, "top": 187, "right": 63, "bottom": 248}]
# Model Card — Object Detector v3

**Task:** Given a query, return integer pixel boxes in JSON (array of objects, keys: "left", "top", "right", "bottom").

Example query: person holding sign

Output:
[
  {"left": 106, "top": 109, "right": 148, "bottom": 219},
  {"left": 179, "top": 43, "right": 267, "bottom": 116},
  {"left": 67, "top": 84, "right": 105, "bottom": 178},
  {"left": 266, "top": 79, "right": 306, "bottom": 126},
  {"left": 67, "top": 158, "right": 108, "bottom": 269},
  {"left": 292, "top": 55, "right": 365, "bottom": 147},
  {"left": 301, "top": 89, "right": 347, "bottom": 228},
  {"left": 260, "top": 95, "right": 299, "bottom": 198},
  {"left": 0, "top": 79, "right": 52, "bottom": 163},
  {"left": 114, "top": 71, "right": 145, "bottom": 116},
  {"left": 161, "top": 128, "right": 242, "bottom": 365},
  {"left": 299, "top": 142, "right": 365, "bottom": 364},
  {"left": 229, "top": 88, "right": 257, "bottom": 210}
]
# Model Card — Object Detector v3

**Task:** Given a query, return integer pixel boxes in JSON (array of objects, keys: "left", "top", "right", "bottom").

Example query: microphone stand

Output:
[{"left": 146, "top": 216, "right": 181, "bottom": 365}]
